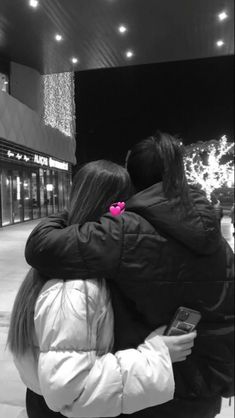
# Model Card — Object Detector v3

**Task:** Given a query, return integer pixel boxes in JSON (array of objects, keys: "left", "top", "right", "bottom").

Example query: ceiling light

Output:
[
  {"left": 29, "top": 0, "right": 39, "bottom": 8},
  {"left": 118, "top": 25, "right": 127, "bottom": 34},
  {"left": 71, "top": 57, "right": 78, "bottom": 64},
  {"left": 55, "top": 34, "right": 63, "bottom": 42},
  {"left": 218, "top": 11, "right": 228, "bottom": 21},
  {"left": 216, "top": 40, "right": 225, "bottom": 47},
  {"left": 125, "top": 50, "right": 134, "bottom": 59}
]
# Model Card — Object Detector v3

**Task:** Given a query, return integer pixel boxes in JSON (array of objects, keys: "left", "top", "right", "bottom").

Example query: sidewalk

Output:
[{"left": 0, "top": 218, "right": 234, "bottom": 418}]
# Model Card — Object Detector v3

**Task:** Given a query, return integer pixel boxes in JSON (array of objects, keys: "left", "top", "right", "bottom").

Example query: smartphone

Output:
[{"left": 164, "top": 307, "right": 201, "bottom": 336}]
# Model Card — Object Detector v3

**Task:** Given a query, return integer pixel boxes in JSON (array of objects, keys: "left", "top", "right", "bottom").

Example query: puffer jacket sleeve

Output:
[
  {"left": 25, "top": 212, "right": 123, "bottom": 280},
  {"left": 35, "top": 281, "right": 174, "bottom": 417}
]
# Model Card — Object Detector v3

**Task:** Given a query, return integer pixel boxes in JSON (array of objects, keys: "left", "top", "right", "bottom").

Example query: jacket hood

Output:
[{"left": 126, "top": 182, "right": 221, "bottom": 255}]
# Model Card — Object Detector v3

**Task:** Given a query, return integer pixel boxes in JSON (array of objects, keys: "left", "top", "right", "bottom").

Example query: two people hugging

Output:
[{"left": 8, "top": 131, "right": 234, "bottom": 418}]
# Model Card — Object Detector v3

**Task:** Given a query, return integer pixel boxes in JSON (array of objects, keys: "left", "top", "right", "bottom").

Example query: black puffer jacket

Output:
[{"left": 25, "top": 183, "right": 234, "bottom": 418}]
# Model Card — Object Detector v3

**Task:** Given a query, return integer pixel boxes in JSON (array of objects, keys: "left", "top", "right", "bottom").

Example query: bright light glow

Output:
[
  {"left": 4, "top": 81, "right": 8, "bottom": 85},
  {"left": 71, "top": 57, "right": 78, "bottom": 64},
  {"left": 119, "top": 25, "right": 127, "bottom": 33},
  {"left": 126, "top": 50, "right": 134, "bottom": 58},
  {"left": 46, "top": 184, "right": 54, "bottom": 192},
  {"left": 216, "top": 40, "right": 225, "bottom": 47},
  {"left": 218, "top": 11, "right": 228, "bottom": 21},
  {"left": 184, "top": 135, "right": 234, "bottom": 200},
  {"left": 43, "top": 72, "right": 75, "bottom": 137},
  {"left": 29, "top": 0, "right": 39, "bottom": 8},
  {"left": 55, "top": 34, "right": 63, "bottom": 42}
]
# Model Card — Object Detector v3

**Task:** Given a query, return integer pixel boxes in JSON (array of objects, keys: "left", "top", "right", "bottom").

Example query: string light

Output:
[
  {"left": 43, "top": 72, "right": 75, "bottom": 138},
  {"left": 184, "top": 135, "right": 234, "bottom": 200}
]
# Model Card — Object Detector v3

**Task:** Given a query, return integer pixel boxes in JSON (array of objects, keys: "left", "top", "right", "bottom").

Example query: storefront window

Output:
[
  {"left": 1, "top": 169, "right": 12, "bottom": 226},
  {"left": 23, "top": 171, "right": 32, "bottom": 221},
  {"left": 12, "top": 169, "right": 23, "bottom": 223},
  {"left": 32, "top": 171, "right": 40, "bottom": 219},
  {"left": 52, "top": 170, "right": 59, "bottom": 213},
  {"left": 0, "top": 73, "right": 9, "bottom": 93},
  {"left": 46, "top": 170, "right": 54, "bottom": 215},
  {"left": 39, "top": 169, "right": 47, "bottom": 217},
  {"left": 58, "top": 171, "right": 64, "bottom": 211},
  {"left": 62, "top": 172, "right": 71, "bottom": 210}
]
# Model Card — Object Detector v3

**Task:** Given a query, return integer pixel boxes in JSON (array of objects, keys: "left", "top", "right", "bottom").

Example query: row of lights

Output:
[
  {"left": 29, "top": 1, "right": 229, "bottom": 58},
  {"left": 28, "top": 0, "right": 134, "bottom": 62}
]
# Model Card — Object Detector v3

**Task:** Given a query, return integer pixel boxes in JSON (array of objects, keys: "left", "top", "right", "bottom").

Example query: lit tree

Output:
[{"left": 184, "top": 135, "right": 234, "bottom": 200}]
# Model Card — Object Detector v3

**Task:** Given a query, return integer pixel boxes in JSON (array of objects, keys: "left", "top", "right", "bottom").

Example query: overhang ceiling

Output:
[{"left": 0, "top": 0, "right": 234, "bottom": 74}]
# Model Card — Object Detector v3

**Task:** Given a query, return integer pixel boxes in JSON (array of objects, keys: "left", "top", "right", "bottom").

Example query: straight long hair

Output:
[
  {"left": 8, "top": 160, "right": 132, "bottom": 357},
  {"left": 127, "top": 131, "right": 192, "bottom": 210}
]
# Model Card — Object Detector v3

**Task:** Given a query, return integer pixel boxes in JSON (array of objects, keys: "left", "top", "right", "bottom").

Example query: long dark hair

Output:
[
  {"left": 69, "top": 160, "right": 132, "bottom": 225},
  {"left": 127, "top": 131, "right": 191, "bottom": 208},
  {"left": 8, "top": 160, "right": 132, "bottom": 357}
]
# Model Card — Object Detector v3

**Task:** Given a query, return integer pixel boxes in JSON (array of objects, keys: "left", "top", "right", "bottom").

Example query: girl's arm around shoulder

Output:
[
  {"left": 35, "top": 280, "right": 174, "bottom": 417},
  {"left": 25, "top": 212, "right": 124, "bottom": 280}
]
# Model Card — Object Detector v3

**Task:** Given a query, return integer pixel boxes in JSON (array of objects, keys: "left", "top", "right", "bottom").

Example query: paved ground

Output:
[{"left": 0, "top": 217, "right": 234, "bottom": 418}]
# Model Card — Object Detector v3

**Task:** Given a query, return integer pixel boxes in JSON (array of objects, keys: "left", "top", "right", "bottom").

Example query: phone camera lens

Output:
[{"left": 178, "top": 311, "right": 189, "bottom": 321}]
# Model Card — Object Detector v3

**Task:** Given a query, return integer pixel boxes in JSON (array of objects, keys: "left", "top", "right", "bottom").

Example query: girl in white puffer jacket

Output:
[{"left": 8, "top": 160, "right": 196, "bottom": 418}]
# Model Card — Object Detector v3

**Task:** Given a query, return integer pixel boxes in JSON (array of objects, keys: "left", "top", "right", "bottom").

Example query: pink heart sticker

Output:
[
  {"left": 110, "top": 205, "right": 121, "bottom": 216},
  {"left": 117, "top": 202, "right": 126, "bottom": 210}
]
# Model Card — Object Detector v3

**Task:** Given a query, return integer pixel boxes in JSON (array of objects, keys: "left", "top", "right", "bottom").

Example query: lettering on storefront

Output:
[
  {"left": 34, "top": 154, "right": 48, "bottom": 166},
  {"left": 16, "top": 153, "right": 23, "bottom": 160},
  {"left": 49, "top": 157, "right": 68, "bottom": 171},
  {"left": 7, "top": 150, "right": 30, "bottom": 162},
  {"left": 6, "top": 150, "right": 68, "bottom": 172}
]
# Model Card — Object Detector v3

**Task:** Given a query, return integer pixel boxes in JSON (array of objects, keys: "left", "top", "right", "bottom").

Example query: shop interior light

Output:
[{"left": 46, "top": 184, "right": 54, "bottom": 192}]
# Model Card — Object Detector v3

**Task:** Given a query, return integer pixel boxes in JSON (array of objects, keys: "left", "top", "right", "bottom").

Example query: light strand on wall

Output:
[{"left": 43, "top": 72, "right": 75, "bottom": 138}]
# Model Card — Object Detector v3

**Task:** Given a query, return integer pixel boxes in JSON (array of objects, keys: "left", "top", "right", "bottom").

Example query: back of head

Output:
[
  {"left": 8, "top": 160, "right": 131, "bottom": 358},
  {"left": 69, "top": 160, "right": 132, "bottom": 225},
  {"left": 127, "top": 131, "right": 189, "bottom": 202}
]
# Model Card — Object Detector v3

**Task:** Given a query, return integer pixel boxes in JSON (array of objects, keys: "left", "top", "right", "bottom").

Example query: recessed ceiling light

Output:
[
  {"left": 218, "top": 11, "right": 228, "bottom": 21},
  {"left": 71, "top": 57, "right": 78, "bottom": 64},
  {"left": 55, "top": 34, "right": 63, "bottom": 42},
  {"left": 29, "top": 0, "right": 39, "bottom": 8},
  {"left": 118, "top": 25, "right": 127, "bottom": 34},
  {"left": 125, "top": 50, "right": 134, "bottom": 59},
  {"left": 216, "top": 40, "right": 225, "bottom": 47}
]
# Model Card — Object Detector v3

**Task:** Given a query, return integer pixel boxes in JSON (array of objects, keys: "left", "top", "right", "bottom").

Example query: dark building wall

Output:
[{"left": 75, "top": 55, "right": 234, "bottom": 165}]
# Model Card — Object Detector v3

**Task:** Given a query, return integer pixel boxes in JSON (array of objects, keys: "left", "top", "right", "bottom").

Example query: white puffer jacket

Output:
[{"left": 14, "top": 278, "right": 174, "bottom": 417}]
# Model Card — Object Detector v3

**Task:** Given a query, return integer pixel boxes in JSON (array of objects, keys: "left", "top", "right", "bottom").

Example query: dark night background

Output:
[{"left": 75, "top": 55, "right": 234, "bottom": 165}]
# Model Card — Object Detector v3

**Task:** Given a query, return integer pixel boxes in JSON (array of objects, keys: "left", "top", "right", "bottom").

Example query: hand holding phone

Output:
[{"left": 164, "top": 307, "right": 201, "bottom": 336}]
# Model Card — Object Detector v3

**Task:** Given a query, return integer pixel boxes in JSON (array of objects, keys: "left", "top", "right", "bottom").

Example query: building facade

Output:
[
  {"left": 0, "top": 138, "right": 71, "bottom": 226},
  {"left": 0, "top": 63, "right": 76, "bottom": 227}
]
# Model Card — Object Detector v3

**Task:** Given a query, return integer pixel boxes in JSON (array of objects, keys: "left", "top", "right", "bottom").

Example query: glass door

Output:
[
  {"left": 32, "top": 171, "right": 40, "bottom": 219},
  {"left": 23, "top": 170, "right": 32, "bottom": 221},
  {"left": 1, "top": 168, "right": 13, "bottom": 226},
  {"left": 12, "top": 169, "right": 23, "bottom": 223}
]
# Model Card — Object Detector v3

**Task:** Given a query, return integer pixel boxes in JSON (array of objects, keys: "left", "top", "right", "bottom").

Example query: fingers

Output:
[
  {"left": 179, "top": 340, "right": 195, "bottom": 349},
  {"left": 174, "top": 331, "right": 197, "bottom": 343},
  {"left": 174, "top": 348, "right": 192, "bottom": 363}
]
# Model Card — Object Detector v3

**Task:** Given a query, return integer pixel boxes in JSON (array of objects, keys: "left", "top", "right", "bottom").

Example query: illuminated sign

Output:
[
  {"left": 49, "top": 157, "right": 68, "bottom": 171},
  {"left": 34, "top": 154, "right": 48, "bottom": 166},
  {"left": 6, "top": 149, "right": 69, "bottom": 171}
]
